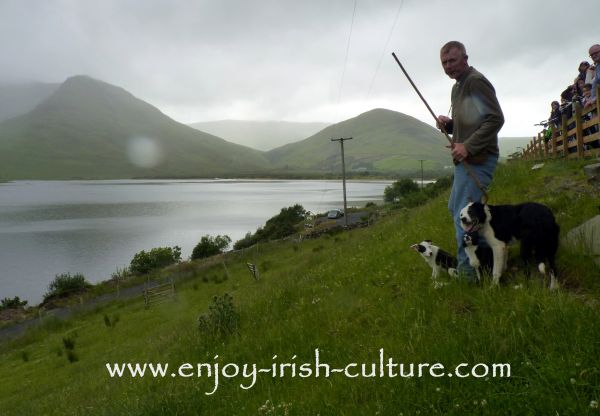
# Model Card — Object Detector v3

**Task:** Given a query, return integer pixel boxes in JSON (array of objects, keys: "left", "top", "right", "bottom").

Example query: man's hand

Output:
[
  {"left": 448, "top": 142, "right": 469, "bottom": 162},
  {"left": 436, "top": 115, "right": 451, "bottom": 132}
]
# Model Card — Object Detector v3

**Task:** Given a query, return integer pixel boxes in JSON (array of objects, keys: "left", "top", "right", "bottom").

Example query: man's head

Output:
[
  {"left": 590, "top": 44, "right": 600, "bottom": 64},
  {"left": 440, "top": 41, "right": 469, "bottom": 80},
  {"left": 583, "top": 83, "right": 592, "bottom": 96}
]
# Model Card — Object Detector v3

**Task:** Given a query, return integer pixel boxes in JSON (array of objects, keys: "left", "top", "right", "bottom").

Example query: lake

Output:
[{"left": 0, "top": 179, "right": 391, "bottom": 304}]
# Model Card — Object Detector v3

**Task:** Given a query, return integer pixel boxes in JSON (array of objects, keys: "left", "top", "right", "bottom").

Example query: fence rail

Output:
[
  {"left": 143, "top": 279, "right": 176, "bottom": 308},
  {"left": 518, "top": 85, "right": 600, "bottom": 160}
]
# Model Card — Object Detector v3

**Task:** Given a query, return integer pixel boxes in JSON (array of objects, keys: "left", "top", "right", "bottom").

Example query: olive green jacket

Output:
[{"left": 447, "top": 67, "right": 504, "bottom": 162}]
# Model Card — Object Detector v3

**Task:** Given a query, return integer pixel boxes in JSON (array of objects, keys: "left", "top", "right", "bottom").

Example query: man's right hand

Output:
[{"left": 436, "top": 115, "right": 451, "bottom": 131}]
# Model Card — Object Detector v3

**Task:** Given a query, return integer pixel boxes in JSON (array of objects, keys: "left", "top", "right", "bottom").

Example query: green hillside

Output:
[
  {"left": 0, "top": 76, "right": 270, "bottom": 179},
  {"left": 189, "top": 120, "right": 330, "bottom": 151},
  {"left": 1, "top": 159, "right": 598, "bottom": 414},
  {"left": 266, "top": 108, "right": 453, "bottom": 175}
]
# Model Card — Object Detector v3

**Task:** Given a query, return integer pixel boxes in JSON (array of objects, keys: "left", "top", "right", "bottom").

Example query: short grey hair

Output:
[{"left": 441, "top": 41, "right": 467, "bottom": 57}]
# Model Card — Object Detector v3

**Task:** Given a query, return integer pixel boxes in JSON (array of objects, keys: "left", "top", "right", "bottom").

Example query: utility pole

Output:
[
  {"left": 331, "top": 137, "right": 352, "bottom": 227},
  {"left": 418, "top": 159, "right": 424, "bottom": 190}
]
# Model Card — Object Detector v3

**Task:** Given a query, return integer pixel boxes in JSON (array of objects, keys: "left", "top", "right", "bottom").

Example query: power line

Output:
[
  {"left": 336, "top": 0, "right": 358, "bottom": 111},
  {"left": 366, "top": 0, "right": 404, "bottom": 101}
]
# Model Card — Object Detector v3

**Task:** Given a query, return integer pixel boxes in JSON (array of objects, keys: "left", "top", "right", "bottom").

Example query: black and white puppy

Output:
[
  {"left": 411, "top": 240, "right": 458, "bottom": 280},
  {"left": 462, "top": 231, "right": 494, "bottom": 283},
  {"left": 459, "top": 201, "right": 560, "bottom": 289}
]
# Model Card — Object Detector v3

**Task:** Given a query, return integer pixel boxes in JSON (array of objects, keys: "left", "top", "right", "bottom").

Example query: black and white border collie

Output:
[
  {"left": 462, "top": 231, "right": 493, "bottom": 283},
  {"left": 459, "top": 201, "right": 560, "bottom": 289},
  {"left": 411, "top": 240, "right": 458, "bottom": 280}
]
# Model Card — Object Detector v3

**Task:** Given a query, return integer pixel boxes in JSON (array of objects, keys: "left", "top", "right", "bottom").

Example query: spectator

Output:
[
  {"left": 578, "top": 61, "right": 591, "bottom": 83},
  {"left": 570, "top": 82, "right": 583, "bottom": 105},
  {"left": 560, "top": 92, "right": 573, "bottom": 120},
  {"left": 548, "top": 100, "right": 561, "bottom": 128},
  {"left": 582, "top": 83, "right": 594, "bottom": 108},
  {"left": 589, "top": 44, "right": 600, "bottom": 99}
]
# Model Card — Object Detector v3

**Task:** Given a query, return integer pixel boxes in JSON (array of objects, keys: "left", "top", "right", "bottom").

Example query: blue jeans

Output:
[{"left": 448, "top": 155, "right": 498, "bottom": 281}]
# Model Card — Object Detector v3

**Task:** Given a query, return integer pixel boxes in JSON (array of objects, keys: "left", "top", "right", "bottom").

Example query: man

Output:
[
  {"left": 589, "top": 44, "right": 600, "bottom": 100},
  {"left": 436, "top": 41, "right": 504, "bottom": 281}
]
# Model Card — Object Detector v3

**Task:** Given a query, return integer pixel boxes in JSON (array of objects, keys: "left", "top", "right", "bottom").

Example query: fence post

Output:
[
  {"left": 551, "top": 124, "right": 558, "bottom": 159},
  {"left": 561, "top": 113, "right": 568, "bottom": 158},
  {"left": 574, "top": 101, "right": 584, "bottom": 158}
]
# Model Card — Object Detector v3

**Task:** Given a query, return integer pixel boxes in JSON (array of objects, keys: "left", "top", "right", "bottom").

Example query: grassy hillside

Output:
[
  {"left": 266, "top": 108, "right": 453, "bottom": 175},
  {"left": 0, "top": 76, "right": 270, "bottom": 179},
  {"left": 1, "top": 161, "right": 599, "bottom": 415},
  {"left": 189, "top": 120, "right": 330, "bottom": 151}
]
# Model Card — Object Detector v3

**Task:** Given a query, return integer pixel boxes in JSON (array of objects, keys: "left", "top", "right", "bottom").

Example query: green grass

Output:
[{"left": 1, "top": 159, "right": 599, "bottom": 415}]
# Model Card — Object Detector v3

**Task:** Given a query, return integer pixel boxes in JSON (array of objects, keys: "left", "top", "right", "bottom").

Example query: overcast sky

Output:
[{"left": 0, "top": 0, "right": 597, "bottom": 137}]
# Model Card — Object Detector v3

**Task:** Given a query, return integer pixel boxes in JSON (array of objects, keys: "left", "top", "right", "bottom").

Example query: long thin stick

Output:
[
  {"left": 392, "top": 52, "right": 453, "bottom": 145},
  {"left": 391, "top": 52, "right": 489, "bottom": 203}
]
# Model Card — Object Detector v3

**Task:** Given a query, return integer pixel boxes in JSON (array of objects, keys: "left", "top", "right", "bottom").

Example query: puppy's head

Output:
[
  {"left": 411, "top": 240, "right": 434, "bottom": 257},
  {"left": 459, "top": 202, "right": 486, "bottom": 233}
]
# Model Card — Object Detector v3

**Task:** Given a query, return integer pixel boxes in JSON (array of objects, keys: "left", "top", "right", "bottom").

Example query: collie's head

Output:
[{"left": 459, "top": 202, "right": 487, "bottom": 233}]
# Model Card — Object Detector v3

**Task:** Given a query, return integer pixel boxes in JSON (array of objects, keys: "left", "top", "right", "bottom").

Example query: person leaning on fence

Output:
[
  {"left": 578, "top": 61, "right": 591, "bottom": 83},
  {"left": 582, "top": 83, "right": 594, "bottom": 109},
  {"left": 436, "top": 41, "right": 504, "bottom": 282},
  {"left": 582, "top": 83, "right": 599, "bottom": 138},
  {"left": 589, "top": 44, "right": 600, "bottom": 99},
  {"left": 549, "top": 100, "right": 561, "bottom": 128}
]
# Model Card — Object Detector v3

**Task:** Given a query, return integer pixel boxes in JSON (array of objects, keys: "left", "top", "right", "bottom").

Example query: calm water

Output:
[{"left": 0, "top": 179, "right": 391, "bottom": 303}]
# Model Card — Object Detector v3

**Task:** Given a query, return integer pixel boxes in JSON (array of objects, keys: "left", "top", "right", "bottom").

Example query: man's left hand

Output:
[{"left": 449, "top": 143, "right": 469, "bottom": 162}]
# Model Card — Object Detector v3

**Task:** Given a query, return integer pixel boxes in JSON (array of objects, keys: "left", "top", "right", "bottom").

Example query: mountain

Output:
[
  {"left": 0, "top": 82, "right": 59, "bottom": 122},
  {"left": 189, "top": 120, "right": 330, "bottom": 151},
  {"left": 0, "top": 76, "right": 270, "bottom": 179},
  {"left": 266, "top": 108, "right": 453, "bottom": 174}
]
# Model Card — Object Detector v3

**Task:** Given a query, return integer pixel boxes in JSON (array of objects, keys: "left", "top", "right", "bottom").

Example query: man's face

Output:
[
  {"left": 440, "top": 47, "right": 469, "bottom": 80},
  {"left": 590, "top": 45, "right": 600, "bottom": 64}
]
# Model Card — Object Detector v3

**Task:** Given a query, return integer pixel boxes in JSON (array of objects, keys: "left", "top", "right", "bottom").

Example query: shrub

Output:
[
  {"left": 234, "top": 204, "right": 306, "bottom": 250},
  {"left": 129, "top": 246, "right": 182, "bottom": 275},
  {"left": 191, "top": 235, "right": 231, "bottom": 260},
  {"left": 384, "top": 175, "right": 453, "bottom": 208},
  {"left": 111, "top": 267, "right": 131, "bottom": 281},
  {"left": 384, "top": 178, "right": 420, "bottom": 202},
  {"left": 44, "top": 273, "right": 91, "bottom": 301},
  {"left": 198, "top": 293, "right": 239, "bottom": 338},
  {"left": 0, "top": 296, "right": 28, "bottom": 311}
]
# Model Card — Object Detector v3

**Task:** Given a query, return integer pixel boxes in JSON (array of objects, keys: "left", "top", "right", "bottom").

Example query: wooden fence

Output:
[
  {"left": 143, "top": 279, "right": 176, "bottom": 308},
  {"left": 519, "top": 85, "right": 600, "bottom": 160}
]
